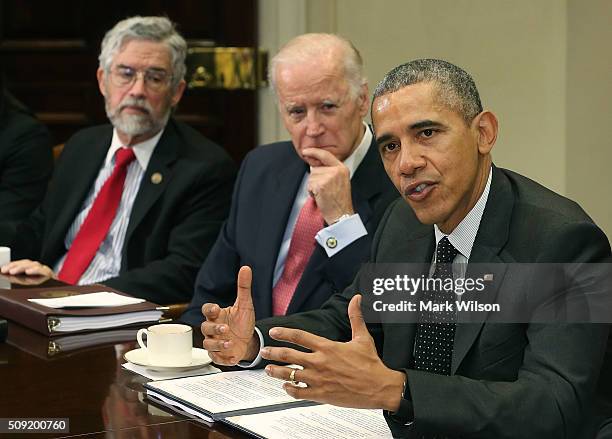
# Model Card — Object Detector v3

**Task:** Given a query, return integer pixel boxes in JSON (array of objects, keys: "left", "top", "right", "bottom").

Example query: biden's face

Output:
[{"left": 275, "top": 61, "right": 368, "bottom": 166}]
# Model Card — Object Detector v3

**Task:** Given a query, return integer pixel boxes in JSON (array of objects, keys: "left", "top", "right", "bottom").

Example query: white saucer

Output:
[{"left": 124, "top": 347, "right": 212, "bottom": 372}]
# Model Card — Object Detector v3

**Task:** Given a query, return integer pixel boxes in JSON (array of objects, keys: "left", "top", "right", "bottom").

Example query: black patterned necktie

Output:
[{"left": 413, "top": 237, "right": 459, "bottom": 375}]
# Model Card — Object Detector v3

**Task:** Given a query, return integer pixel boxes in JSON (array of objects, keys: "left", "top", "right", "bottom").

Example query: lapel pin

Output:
[
  {"left": 151, "top": 172, "right": 163, "bottom": 184},
  {"left": 483, "top": 274, "right": 494, "bottom": 281}
]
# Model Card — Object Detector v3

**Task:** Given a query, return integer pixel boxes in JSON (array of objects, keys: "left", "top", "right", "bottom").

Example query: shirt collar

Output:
[
  {"left": 105, "top": 128, "right": 165, "bottom": 170},
  {"left": 308, "top": 121, "right": 372, "bottom": 179},
  {"left": 434, "top": 166, "right": 492, "bottom": 260}
]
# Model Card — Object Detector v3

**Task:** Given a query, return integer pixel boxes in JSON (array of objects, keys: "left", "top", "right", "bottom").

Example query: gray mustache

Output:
[{"left": 119, "top": 98, "right": 152, "bottom": 114}]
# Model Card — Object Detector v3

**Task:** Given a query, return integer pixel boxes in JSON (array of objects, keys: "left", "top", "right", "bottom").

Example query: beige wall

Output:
[
  {"left": 334, "top": 0, "right": 568, "bottom": 195},
  {"left": 258, "top": 0, "right": 306, "bottom": 145},
  {"left": 259, "top": 0, "right": 612, "bottom": 238},
  {"left": 566, "top": 0, "right": 612, "bottom": 237}
]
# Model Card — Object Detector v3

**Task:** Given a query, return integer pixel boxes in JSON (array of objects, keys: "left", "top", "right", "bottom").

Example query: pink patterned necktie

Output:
[
  {"left": 272, "top": 196, "right": 324, "bottom": 315},
  {"left": 58, "top": 147, "right": 136, "bottom": 284}
]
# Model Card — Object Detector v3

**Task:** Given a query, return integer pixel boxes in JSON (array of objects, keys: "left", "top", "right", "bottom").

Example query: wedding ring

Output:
[{"left": 289, "top": 368, "right": 299, "bottom": 386}]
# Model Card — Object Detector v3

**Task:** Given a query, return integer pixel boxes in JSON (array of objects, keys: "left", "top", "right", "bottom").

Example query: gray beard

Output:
[
  {"left": 105, "top": 98, "right": 171, "bottom": 138},
  {"left": 109, "top": 110, "right": 169, "bottom": 137}
]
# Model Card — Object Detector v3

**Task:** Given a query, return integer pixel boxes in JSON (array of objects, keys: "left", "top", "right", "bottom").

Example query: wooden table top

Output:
[{"left": 0, "top": 322, "right": 249, "bottom": 439}]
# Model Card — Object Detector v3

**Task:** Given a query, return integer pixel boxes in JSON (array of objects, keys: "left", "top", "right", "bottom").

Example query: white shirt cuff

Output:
[
  {"left": 315, "top": 213, "right": 367, "bottom": 257},
  {"left": 237, "top": 326, "right": 264, "bottom": 368}
]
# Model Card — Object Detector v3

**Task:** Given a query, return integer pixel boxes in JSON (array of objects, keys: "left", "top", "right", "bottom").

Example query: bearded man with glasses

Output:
[{"left": 0, "top": 16, "right": 236, "bottom": 305}]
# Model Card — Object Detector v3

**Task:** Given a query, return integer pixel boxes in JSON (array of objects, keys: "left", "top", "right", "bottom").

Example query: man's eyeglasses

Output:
[{"left": 109, "top": 66, "right": 172, "bottom": 91}]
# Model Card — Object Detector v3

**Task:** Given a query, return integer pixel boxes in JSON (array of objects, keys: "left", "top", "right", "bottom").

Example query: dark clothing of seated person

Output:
[{"left": 0, "top": 87, "right": 53, "bottom": 230}]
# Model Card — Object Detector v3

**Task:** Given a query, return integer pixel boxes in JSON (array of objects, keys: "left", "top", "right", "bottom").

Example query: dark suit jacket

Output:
[
  {"left": 256, "top": 166, "right": 611, "bottom": 438},
  {"left": 597, "top": 419, "right": 612, "bottom": 439},
  {"left": 1, "top": 118, "right": 236, "bottom": 304},
  {"left": 0, "top": 106, "right": 53, "bottom": 226},
  {"left": 181, "top": 137, "right": 398, "bottom": 324}
]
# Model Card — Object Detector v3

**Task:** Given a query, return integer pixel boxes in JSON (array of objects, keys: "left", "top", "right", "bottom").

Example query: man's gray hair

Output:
[
  {"left": 373, "top": 59, "right": 483, "bottom": 123},
  {"left": 98, "top": 16, "right": 187, "bottom": 90},
  {"left": 268, "top": 33, "right": 366, "bottom": 99}
]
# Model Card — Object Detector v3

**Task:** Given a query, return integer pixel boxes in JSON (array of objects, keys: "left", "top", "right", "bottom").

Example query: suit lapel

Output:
[
  {"left": 123, "top": 124, "right": 177, "bottom": 251},
  {"left": 46, "top": 129, "right": 111, "bottom": 254},
  {"left": 401, "top": 228, "right": 436, "bottom": 366},
  {"left": 256, "top": 146, "right": 308, "bottom": 315},
  {"left": 452, "top": 166, "right": 513, "bottom": 374}
]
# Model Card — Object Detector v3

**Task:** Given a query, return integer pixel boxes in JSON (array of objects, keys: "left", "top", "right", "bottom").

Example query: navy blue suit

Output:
[{"left": 181, "top": 138, "right": 398, "bottom": 324}]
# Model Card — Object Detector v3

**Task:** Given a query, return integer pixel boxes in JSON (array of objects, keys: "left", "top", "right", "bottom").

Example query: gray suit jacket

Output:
[{"left": 256, "top": 166, "right": 611, "bottom": 438}]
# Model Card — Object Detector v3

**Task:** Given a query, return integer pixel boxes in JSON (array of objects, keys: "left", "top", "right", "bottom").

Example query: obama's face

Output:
[{"left": 373, "top": 82, "right": 496, "bottom": 233}]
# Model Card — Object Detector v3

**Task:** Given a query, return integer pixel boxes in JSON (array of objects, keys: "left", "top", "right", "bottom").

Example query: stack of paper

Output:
[{"left": 144, "top": 369, "right": 393, "bottom": 438}]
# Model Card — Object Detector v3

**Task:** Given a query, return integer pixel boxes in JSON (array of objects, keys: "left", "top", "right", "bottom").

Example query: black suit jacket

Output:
[
  {"left": 0, "top": 106, "right": 53, "bottom": 226},
  {"left": 2, "top": 118, "right": 236, "bottom": 304},
  {"left": 181, "top": 137, "right": 398, "bottom": 324},
  {"left": 256, "top": 166, "right": 611, "bottom": 438}
]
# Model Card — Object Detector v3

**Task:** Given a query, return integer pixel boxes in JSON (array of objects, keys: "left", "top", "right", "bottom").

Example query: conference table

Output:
[
  {"left": 0, "top": 276, "right": 249, "bottom": 439},
  {"left": 0, "top": 324, "right": 252, "bottom": 438},
  {"left": 4, "top": 277, "right": 612, "bottom": 439}
]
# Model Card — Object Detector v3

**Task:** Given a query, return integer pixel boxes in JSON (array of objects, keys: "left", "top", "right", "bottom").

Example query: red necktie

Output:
[
  {"left": 272, "top": 196, "right": 324, "bottom": 315},
  {"left": 58, "top": 147, "right": 136, "bottom": 284}
]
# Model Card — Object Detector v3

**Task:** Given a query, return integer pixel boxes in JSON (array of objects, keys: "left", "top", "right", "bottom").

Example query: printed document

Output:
[
  {"left": 145, "top": 369, "right": 303, "bottom": 416},
  {"left": 225, "top": 404, "right": 393, "bottom": 439}
]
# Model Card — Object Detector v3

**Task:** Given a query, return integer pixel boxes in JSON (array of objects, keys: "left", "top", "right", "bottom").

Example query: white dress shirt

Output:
[
  {"left": 433, "top": 166, "right": 492, "bottom": 276},
  {"left": 54, "top": 128, "right": 164, "bottom": 284}
]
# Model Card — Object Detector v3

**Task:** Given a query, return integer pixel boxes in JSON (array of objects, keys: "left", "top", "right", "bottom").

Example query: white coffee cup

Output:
[
  {"left": 0, "top": 247, "right": 10, "bottom": 267},
  {"left": 136, "top": 323, "right": 193, "bottom": 367}
]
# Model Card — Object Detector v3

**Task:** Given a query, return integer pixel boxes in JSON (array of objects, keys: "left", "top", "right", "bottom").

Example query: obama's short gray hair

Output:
[{"left": 373, "top": 59, "right": 483, "bottom": 123}]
